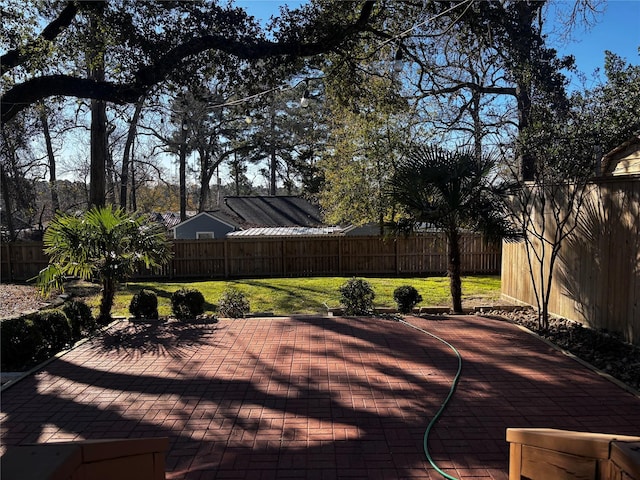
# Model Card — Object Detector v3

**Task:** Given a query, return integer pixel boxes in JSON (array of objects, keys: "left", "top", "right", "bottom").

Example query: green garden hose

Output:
[{"left": 399, "top": 319, "right": 463, "bottom": 480}]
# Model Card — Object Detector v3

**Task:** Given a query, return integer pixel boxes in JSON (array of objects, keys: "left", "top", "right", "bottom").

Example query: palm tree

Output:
[
  {"left": 36, "top": 206, "right": 173, "bottom": 323},
  {"left": 387, "top": 145, "right": 512, "bottom": 313}
]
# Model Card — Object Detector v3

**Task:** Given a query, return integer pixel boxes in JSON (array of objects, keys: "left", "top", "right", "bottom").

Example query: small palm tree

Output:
[
  {"left": 36, "top": 206, "right": 173, "bottom": 323},
  {"left": 387, "top": 145, "right": 512, "bottom": 313}
]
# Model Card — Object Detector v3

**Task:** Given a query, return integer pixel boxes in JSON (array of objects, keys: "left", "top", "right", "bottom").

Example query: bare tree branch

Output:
[
  {"left": 418, "top": 81, "right": 516, "bottom": 98},
  {"left": 1, "top": 1, "right": 376, "bottom": 124},
  {"left": 1, "top": 1, "right": 79, "bottom": 74}
]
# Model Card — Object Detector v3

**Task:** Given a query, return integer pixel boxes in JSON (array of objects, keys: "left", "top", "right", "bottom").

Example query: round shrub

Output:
[
  {"left": 339, "top": 278, "right": 375, "bottom": 315},
  {"left": 217, "top": 288, "right": 250, "bottom": 318},
  {"left": 393, "top": 285, "right": 423, "bottom": 314},
  {"left": 63, "top": 300, "right": 96, "bottom": 339},
  {"left": 129, "top": 289, "right": 159, "bottom": 319},
  {"left": 171, "top": 288, "right": 205, "bottom": 320},
  {"left": 32, "top": 310, "right": 73, "bottom": 356},
  {"left": 0, "top": 317, "right": 44, "bottom": 370}
]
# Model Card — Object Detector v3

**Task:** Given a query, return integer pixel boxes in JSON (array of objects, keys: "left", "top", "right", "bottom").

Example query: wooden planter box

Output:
[
  {"left": 507, "top": 428, "right": 640, "bottom": 480},
  {"left": 1, "top": 437, "right": 169, "bottom": 480}
]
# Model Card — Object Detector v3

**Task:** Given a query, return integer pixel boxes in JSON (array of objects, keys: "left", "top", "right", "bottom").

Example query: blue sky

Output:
[
  {"left": 238, "top": 0, "right": 639, "bottom": 88},
  {"left": 552, "top": 0, "right": 640, "bottom": 89}
]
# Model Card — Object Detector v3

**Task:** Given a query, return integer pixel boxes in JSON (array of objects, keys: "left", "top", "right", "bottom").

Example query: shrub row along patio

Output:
[{"left": 1, "top": 314, "right": 639, "bottom": 479}]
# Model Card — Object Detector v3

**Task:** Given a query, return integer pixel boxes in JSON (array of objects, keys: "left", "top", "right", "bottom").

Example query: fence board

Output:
[
  {"left": 1, "top": 233, "right": 501, "bottom": 283},
  {"left": 1, "top": 242, "right": 49, "bottom": 281},
  {"left": 501, "top": 178, "right": 640, "bottom": 344}
]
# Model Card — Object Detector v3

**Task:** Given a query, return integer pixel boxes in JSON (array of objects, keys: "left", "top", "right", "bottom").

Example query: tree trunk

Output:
[
  {"left": 89, "top": 98, "right": 108, "bottom": 207},
  {"left": 0, "top": 165, "right": 16, "bottom": 241},
  {"left": 234, "top": 154, "right": 241, "bottom": 195},
  {"left": 130, "top": 154, "right": 137, "bottom": 211},
  {"left": 471, "top": 90, "right": 482, "bottom": 164},
  {"left": 269, "top": 108, "right": 277, "bottom": 196},
  {"left": 511, "top": 1, "right": 538, "bottom": 182},
  {"left": 40, "top": 105, "right": 60, "bottom": 212},
  {"left": 179, "top": 117, "right": 188, "bottom": 221},
  {"left": 106, "top": 147, "right": 116, "bottom": 205},
  {"left": 88, "top": 2, "right": 108, "bottom": 207},
  {"left": 198, "top": 149, "right": 215, "bottom": 213},
  {"left": 447, "top": 227, "right": 463, "bottom": 313},
  {"left": 270, "top": 147, "right": 277, "bottom": 196},
  {"left": 120, "top": 99, "right": 143, "bottom": 209},
  {"left": 516, "top": 83, "right": 534, "bottom": 181},
  {"left": 98, "top": 276, "right": 116, "bottom": 324}
]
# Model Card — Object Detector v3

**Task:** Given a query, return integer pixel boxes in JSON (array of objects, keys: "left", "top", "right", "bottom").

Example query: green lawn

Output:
[{"left": 86, "top": 275, "right": 500, "bottom": 317}]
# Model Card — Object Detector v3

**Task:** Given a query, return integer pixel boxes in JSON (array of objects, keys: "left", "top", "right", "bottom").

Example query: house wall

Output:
[
  {"left": 174, "top": 216, "right": 234, "bottom": 240},
  {"left": 604, "top": 141, "right": 640, "bottom": 176},
  {"left": 610, "top": 151, "right": 640, "bottom": 176},
  {"left": 501, "top": 177, "right": 640, "bottom": 344}
]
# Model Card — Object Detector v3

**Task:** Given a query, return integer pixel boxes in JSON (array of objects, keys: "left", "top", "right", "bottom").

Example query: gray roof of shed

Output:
[{"left": 219, "top": 196, "right": 324, "bottom": 228}]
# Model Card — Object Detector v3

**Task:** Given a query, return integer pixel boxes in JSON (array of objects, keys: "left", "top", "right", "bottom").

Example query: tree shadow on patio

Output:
[
  {"left": 3, "top": 315, "right": 639, "bottom": 480},
  {"left": 96, "top": 320, "right": 220, "bottom": 358}
]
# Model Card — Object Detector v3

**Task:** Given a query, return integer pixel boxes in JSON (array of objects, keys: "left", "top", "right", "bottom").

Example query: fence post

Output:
[
  {"left": 170, "top": 242, "right": 175, "bottom": 279},
  {"left": 5, "top": 242, "right": 13, "bottom": 282},
  {"left": 395, "top": 238, "right": 399, "bottom": 275},
  {"left": 223, "top": 239, "right": 229, "bottom": 279},
  {"left": 281, "top": 238, "right": 286, "bottom": 276},
  {"left": 338, "top": 237, "right": 343, "bottom": 276}
]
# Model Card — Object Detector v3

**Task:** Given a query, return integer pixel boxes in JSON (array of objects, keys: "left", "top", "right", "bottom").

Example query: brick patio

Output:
[{"left": 1, "top": 314, "right": 639, "bottom": 479}]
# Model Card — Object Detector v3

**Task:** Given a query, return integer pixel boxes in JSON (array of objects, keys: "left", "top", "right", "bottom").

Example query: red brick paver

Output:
[{"left": 1, "top": 315, "right": 639, "bottom": 479}]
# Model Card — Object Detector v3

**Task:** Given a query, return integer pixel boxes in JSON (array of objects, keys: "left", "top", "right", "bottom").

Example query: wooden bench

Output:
[{"left": 507, "top": 428, "right": 640, "bottom": 480}]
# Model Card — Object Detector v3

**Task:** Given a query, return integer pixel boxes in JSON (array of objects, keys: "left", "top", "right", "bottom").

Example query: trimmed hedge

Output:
[
  {"left": 217, "top": 288, "right": 250, "bottom": 318},
  {"left": 129, "top": 289, "right": 159, "bottom": 319},
  {"left": 1, "top": 300, "right": 95, "bottom": 372},
  {"left": 32, "top": 310, "right": 72, "bottom": 355},
  {"left": 63, "top": 300, "right": 97, "bottom": 339},
  {"left": 393, "top": 285, "right": 423, "bottom": 313},
  {"left": 171, "top": 288, "right": 205, "bottom": 320},
  {"left": 0, "top": 317, "right": 45, "bottom": 371},
  {"left": 339, "top": 278, "right": 375, "bottom": 315}
]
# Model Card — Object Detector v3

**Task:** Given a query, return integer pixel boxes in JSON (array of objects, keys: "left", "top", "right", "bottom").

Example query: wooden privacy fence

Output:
[
  {"left": 1, "top": 233, "right": 501, "bottom": 282},
  {"left": 501, "top": 177, "right": 640, "bottom": 345}
]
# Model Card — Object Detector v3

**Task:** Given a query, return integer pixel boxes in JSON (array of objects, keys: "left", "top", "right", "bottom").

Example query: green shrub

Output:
[
  {"left": 63, "top": 300, "right": 96, "bottom": 339},
  {"left": 171, "top": 288, "right": 205, "bottom": 320},
  {"left": 393, "top": 285, "right": 423, "bottom": 313},
  {"left": 0, "top": 317, "right": 45, "bottom": 370},
  {"left": 339, "top": 278, "right": 375, "bottom": 315},
  {"left": 129, "top": 289, "right": 159, "bottom": 319},
  {"left": 32, "top": 310, "right": 73, "bottom": 355},
  {"left": 217, "top": 288, "right": 250, "bottom": 318}
]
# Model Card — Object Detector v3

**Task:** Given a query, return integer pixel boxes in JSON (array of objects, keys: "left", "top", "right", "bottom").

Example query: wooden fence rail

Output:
[{"left": 1, "top": 233, "right": 501, "bottom": 282}]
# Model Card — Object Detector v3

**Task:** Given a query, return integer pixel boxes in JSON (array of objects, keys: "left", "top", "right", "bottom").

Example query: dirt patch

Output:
[
  {"left": 0, "top": 281, "right": 99, "bottom": 320},
  {"left": 0, "top": 284, "right": 57, "bottom": 319}
]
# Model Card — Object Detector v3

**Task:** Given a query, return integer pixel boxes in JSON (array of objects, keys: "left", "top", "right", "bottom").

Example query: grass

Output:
[{"left": 83, "top": 275, "right": 501, "bottom": 317}]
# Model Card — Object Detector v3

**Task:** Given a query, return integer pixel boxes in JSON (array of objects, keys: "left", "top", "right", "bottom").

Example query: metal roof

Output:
[{"left": 227, "top": 226, "right": 343, "bottom": 237}]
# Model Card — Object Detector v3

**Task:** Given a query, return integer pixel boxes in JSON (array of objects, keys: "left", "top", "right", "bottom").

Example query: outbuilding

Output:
[
  {"left": 171, "top": 212, "right": 238, "bottom": 240},
  {"left": 600, "top": 134, "right": 640, "bottom": 177}
]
